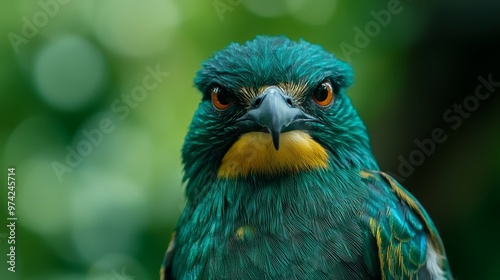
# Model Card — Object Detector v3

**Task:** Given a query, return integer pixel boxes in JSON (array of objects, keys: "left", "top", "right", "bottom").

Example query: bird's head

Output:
[{"left": 182, "top": 36, "right": 378, "bottom": 194}]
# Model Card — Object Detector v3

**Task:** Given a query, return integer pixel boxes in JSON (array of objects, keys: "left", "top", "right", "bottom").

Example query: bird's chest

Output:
[{"left": 174, "top": 183, "right": 374, "bottom": 280}]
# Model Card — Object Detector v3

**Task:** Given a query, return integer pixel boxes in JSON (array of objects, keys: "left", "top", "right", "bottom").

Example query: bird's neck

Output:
[{"left": 183, "top": 142, "right": 377, "bottom": 203}]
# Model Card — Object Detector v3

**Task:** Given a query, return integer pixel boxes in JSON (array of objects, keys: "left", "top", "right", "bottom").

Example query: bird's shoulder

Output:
[{"left": 359, "top": 169, "right": 451, "bottom": 280}]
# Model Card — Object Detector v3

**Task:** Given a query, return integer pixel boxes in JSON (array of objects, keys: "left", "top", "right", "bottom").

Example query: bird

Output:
[{"left": 160, "top": 36, "right": 453, "bottom": 280}]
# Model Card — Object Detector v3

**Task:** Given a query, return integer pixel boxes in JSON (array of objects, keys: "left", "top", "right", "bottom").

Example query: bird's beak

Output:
[{"left": 238, "top": 86, "right": 316, "bottom": 150}]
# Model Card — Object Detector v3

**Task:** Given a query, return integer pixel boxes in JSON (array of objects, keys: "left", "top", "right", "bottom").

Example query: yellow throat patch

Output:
[{"left": 217, "top": 131, "right": 329, "bottom": 178}]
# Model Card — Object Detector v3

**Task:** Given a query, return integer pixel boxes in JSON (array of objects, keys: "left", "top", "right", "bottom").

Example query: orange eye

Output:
[
  {"left": 312, "top": 81, "right": 334, "bottom": 106},
  {"left": 211, "top": 86, "right": 232, "bottom": 110}
]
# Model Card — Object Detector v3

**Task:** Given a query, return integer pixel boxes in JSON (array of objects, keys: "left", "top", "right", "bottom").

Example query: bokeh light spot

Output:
[
  {"left": 94, "top": 0, "right": 180, "bottom": 57},
  {"left": 71, "top": 175, "right": 147, "bottom": 263},
  {"left": 3, "top": 115, "right": 66, "bottom": 165},
  {"left": 33, "top": 35, "right": 106, "bottom": 111}
]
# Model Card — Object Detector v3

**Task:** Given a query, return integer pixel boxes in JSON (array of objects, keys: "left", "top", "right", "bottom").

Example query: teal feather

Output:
[{"left": 161, "top": 36, "right": 453, "bottom": 280}]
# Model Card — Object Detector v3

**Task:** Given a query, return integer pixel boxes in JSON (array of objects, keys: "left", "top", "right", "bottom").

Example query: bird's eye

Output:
[
  {"left": 312, "top": 81, "right": 334, "bottom": 106},
  {"left": 211, "top": 86, "right": 232, "bottom": 110}
]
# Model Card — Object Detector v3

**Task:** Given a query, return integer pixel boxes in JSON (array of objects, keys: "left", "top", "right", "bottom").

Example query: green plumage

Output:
[{"left": 161, "top": 36, "right": 452, "bottom": 280}]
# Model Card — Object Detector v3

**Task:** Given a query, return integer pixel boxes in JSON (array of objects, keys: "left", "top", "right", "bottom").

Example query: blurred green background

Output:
[{"left": 1, "top": 0, "right": 499, "bottom": 279}]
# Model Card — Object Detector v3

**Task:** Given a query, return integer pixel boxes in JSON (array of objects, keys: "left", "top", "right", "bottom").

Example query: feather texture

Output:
[{"left": 161, "top": 36, "right": 453, "bottom": 280}]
